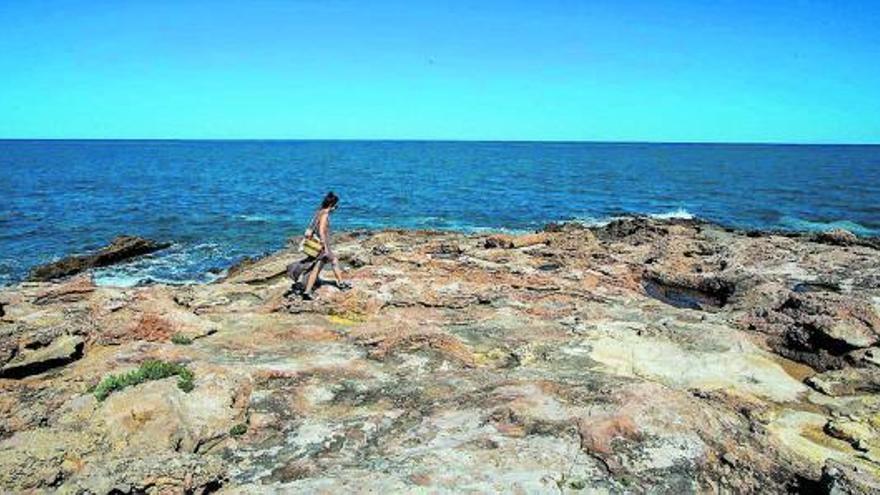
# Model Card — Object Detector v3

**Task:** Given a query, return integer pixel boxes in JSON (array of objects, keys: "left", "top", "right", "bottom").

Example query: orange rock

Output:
[
  {"left": 577, "top": 414, "right": 639, "bottom": 455},
  {"left": 485, "top": 232, "right": 549, "bottom": 249},
  {"left": 129, "top": 313, "right": 176, "bottom": 342},
  {"left": 361, "top": 331, "right": 475, "bottom": 367}
]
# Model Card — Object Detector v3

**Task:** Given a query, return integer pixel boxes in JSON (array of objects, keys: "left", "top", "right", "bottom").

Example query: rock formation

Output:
[
  {"left": 28, "top": 236, "right": 171, "bottom": 282},
  {"left": 1, "top": 218, "right": 879, "bottom": 493}
]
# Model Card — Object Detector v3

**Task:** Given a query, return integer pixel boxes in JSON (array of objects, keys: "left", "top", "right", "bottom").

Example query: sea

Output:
[{"left": 1, "top": 140, "right": 878, "bottom": 287}]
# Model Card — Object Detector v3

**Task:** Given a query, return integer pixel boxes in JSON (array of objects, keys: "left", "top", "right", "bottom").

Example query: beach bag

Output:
[
  {"left": 299, "top": 210, "right": 324, "bottom": 258},
  {"left": 301, "top": 236, "right": 323, "bottom": 258}
]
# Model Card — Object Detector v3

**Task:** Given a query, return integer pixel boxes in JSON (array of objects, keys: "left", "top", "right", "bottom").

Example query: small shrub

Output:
[
  {"left": 93, "top": 360, "right": 195, "bottom": 401},
  {"left": 229, "top": 423, "right": 248, "bottom": 437},
  {"left": 171, "top": 333, "right": 193, "bottom": 345},
  {"left": 177, "top": 370, "right": 195, "bottom": 392}
]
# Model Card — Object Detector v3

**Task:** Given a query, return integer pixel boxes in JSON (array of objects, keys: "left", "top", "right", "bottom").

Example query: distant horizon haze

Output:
[{"left": 1, "top": 138, "right": 880, "bottom": 146}]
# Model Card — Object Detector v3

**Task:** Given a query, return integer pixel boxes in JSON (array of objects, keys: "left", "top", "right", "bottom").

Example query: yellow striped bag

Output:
[{"left": 301, "top": 236, "right": 323, "bottom": 258}]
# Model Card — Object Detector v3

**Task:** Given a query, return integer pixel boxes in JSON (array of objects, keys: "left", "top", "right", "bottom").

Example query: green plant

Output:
[
  {"left": 171, "top": 333, "right": 193, "bottom": 345},
  {"left": 229, "top": 423, "right": 248, "bottom": 437},
  {"left": 177, "top": 370, "right": 195, "bottom": 392},
  {"left": 93, "top": 360, "right": 195, "bottom": 401}
]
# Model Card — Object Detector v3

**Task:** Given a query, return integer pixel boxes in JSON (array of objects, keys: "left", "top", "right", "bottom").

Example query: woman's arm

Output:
[
  {"left": 318, "top": 213, "right": 333, "bottom": 258},
  {"left": 319, "top": 212, "right": 347, "bottom": 286}
]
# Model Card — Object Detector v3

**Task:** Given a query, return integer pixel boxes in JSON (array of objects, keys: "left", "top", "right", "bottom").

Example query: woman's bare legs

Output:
[
  {"left": 303, "top": 259, "right": 324, "bottom": 295},
  {"left": 330, "top": 261, "right": 346, "bottom": 286}
]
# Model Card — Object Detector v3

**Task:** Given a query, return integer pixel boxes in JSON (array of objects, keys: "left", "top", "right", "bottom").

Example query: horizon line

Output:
[{"left": 0, "top": 137, "right": 879, "bottom": 146}]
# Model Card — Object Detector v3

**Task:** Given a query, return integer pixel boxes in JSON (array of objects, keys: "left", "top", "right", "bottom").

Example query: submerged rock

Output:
[{"left": 28, "top": 235, "right": 170, "bottom": 281}]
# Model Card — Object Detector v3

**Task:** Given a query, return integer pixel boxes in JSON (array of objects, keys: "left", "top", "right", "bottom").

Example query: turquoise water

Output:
[{"left": 1, "top": 140, "right": 878, "bottom": 286}]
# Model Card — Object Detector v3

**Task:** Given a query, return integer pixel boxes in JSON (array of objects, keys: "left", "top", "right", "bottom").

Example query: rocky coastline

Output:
[{"left": 1, "top": 217, "right": 879, "bottom": 493}]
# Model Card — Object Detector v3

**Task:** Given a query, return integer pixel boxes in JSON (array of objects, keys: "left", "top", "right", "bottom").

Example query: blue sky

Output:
[{"left": 1, "top": 1, "right": 879, "bottom": 142}]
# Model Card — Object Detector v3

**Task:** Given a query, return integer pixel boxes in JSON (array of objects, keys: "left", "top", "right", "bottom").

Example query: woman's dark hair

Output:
[{"left": 321, "top": 191, "right": 339, "bottom": 209}]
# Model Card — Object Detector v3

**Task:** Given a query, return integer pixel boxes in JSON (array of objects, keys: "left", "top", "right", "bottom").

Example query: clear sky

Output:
[{"left": 1, "top": 0, "right": 879, "bottom": 143}]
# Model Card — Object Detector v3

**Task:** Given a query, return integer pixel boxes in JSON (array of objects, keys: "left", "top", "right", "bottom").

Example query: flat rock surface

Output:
[{"left": 1, "top": 218, "right": 879, "bottom": 493}]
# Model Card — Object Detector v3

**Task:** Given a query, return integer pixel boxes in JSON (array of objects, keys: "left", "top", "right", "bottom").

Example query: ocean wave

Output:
[
  {"left": 571, "top": 215, "right": 617, "bottom": 228},
  {"left": 648, "top": 208, "right": 695, "bottom": 220},
  {"left": 92, "top": 242, "right": 231, "bottom": 288},
  {"left": 93, "top": 271, "right": 222, "bottom": 288},
  {"left": 462, "top": 225, "right": 532, "bottom": 235},
  {"left": 571, "top": 209, "right": 695, "bottom": 228}
]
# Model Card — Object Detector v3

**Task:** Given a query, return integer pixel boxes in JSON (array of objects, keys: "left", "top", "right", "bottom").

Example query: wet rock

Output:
[
  {"left": 28, "top": 236, "right": 171, "bottom": 281},
  {"left": 594, "top": 217, "right": 675, "bottom": 243}
]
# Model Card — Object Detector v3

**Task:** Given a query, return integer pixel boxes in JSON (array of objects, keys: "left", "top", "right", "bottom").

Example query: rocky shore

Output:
[{"left": 1, "top": 217, "right": 879, "bottom": 493}]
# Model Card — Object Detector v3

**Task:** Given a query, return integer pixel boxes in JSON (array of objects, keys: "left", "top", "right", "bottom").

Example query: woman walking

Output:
[{"left": 285, "top": 192, "right": 350, "bottom": 299}]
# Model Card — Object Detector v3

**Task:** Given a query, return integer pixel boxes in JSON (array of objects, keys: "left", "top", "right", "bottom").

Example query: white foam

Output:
[
  {"left": 572, "top": 209, "right": 694, "bottom": 228},
  {"left": 94, "top": 271, "right": 221, "bottom": 288},
  {"left": 236, "top": 214, "right": 296, "bottom": 223},
  {"left": 648, "top": 208, "right": 695, "bottom": 220},
  {"left": 571, "top": 215, "right": 628, "bottom": 227},
  {"left": 93, "top": 272, "right": 147, "bottom": 288},
  {"left": 91, "top": 242, "right": 229, "bottom": 287},
  {"left": 238, "top": 214, "right": 270, "bottom": 223},
  {"left": 464, "top": 225, "right": 532, "bottom": 235}
]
